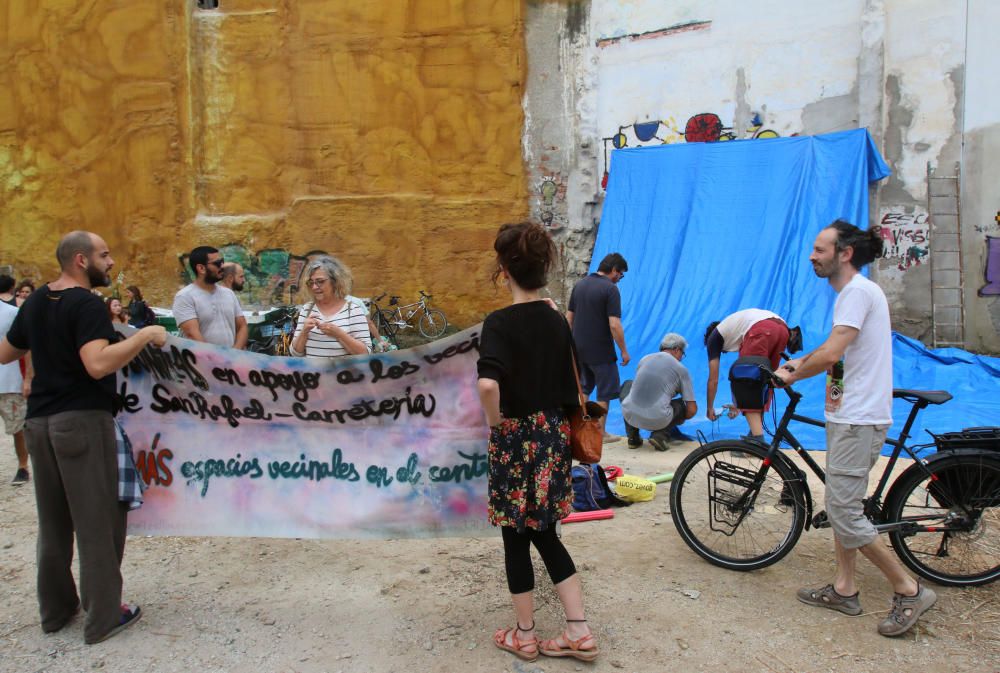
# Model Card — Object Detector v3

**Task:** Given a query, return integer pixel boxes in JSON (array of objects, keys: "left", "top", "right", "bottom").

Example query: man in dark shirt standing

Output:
[
  {"left": 0, "top": 231, "right": 167, "bottom": 644},
  {"left": 566, "top": 252, "right": 630, "bottom": 440}
]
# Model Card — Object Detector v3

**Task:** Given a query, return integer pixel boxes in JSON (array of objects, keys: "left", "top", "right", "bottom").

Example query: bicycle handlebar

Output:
[
  {"left": 419, "top": 290, "right": 431, "bottom": 299},
  {"left": 372, "top": 293, "right": 386, "bottom": 302}
]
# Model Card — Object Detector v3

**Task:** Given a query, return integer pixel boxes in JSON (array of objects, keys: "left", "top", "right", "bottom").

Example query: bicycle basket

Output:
[
  {"left": 728, "top": 356, "right": 772, "bottom": 411},
  {"left": 930, "top": 427, "right": 1000, "bottom": 453}
]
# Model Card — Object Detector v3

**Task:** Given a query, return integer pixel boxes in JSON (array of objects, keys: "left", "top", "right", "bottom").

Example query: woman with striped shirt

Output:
[{"left": 289, "top": 256, "right": 372, "bottom": 358}]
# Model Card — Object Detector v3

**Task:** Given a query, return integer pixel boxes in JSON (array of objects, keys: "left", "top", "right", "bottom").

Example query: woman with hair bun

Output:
[{"left": 477, "top": 221, "right": 599, "bottom": 662}]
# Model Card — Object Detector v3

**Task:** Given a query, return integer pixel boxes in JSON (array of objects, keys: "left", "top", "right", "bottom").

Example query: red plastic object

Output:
[
  {"left": 563, "top": 509, "right": 614, "bottom": 524},
  {"left": 603, "top": 465, "right": 623, "bottom": 481}
]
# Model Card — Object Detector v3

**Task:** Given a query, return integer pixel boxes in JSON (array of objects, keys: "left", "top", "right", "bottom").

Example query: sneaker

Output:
[
  {"left": 796, "top": 584, "right": 862, "bottom": 616},
  {"left": 648, "top": 435, "right": 671, "bottom": 452},
  {"left": 625, "top": 424, "right": 642, "bottom": 449},
  {"left": 88, "top": 604, "right": 142, "bottom": 644},
  {"left": 878, "top": 584, "right": 937, "bottom": 637},
  {"left": 11, "top": 468, "right": 29, "bottom": 486},
  {"left": 602, "top": 433, "right": 622, "bottom": 444}
]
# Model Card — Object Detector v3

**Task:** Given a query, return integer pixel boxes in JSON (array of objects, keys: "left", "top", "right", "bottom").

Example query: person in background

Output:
[
  {"left": 106, "top": 297, "right": 129, "bottom": 325},
  {"left": 0, "top": 230, "right": 168, "bottom": 644},
  {"left": 0, "top": 275, "right": 16, "bottom": 306},
  {"left": 0, "top": 300, "right": 29, "bottom": 484},
  {"left": 620, "top": 332, "right": 697, "bottom": 451},
  {"left": 124, "top": 286, "right": 150, "bottom": 327},
  {"left": 289, "top": 256, "right": 371, "bottom": 358},
  {"left": 478, "top": 222, "right": 598, "bottom": 663},
  {"left": 566, "top": 253, "right": 630, "bottom": 442},
  {"left": 219, "top": 262, "right": 246, "bottom": 293},
  {"left": 172, "top": 246, "right": 248, "bottom": 349},
  {"left": 15, "top": 280, "right": 35, "bottom": 306},
  {"left": 704, "top": 308, "right": 790, "bottom": 442}
]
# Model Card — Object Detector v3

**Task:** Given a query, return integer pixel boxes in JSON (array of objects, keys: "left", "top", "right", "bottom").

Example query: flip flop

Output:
[
  {"left": 493, "top": 626, "right": 538, "bottom": 661},
  {"left": 539, "top": 631, "right": 599, "bottom": 661}
]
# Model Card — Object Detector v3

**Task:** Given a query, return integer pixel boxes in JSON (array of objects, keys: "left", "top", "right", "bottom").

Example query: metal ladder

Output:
[{"left": 927, "top": 162, "right": 965, "bottom": 348}]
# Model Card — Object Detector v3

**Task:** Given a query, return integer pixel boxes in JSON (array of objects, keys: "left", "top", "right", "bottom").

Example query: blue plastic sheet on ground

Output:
[{"left": 591, "top": 128, "right": 1000, "bottom": 454}]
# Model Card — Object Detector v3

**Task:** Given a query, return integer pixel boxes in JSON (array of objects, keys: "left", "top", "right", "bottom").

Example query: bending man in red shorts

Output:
[{"left": 704, "top": 309, "right": 790, "bottom": 441}]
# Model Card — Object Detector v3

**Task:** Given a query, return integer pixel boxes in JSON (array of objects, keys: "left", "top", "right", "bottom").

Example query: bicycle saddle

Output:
[{"left": 892, "top": 389, "right": 952, "bottom": 405}]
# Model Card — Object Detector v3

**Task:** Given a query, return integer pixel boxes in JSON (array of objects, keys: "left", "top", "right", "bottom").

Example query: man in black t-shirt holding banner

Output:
[{"left": 0, "top": 231, "right": 167, "bottom": 645}]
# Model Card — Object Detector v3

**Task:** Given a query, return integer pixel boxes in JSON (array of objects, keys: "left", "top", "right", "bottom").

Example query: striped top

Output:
[{"left": 292, "top": 298, "right": 372, "bottom": 358}]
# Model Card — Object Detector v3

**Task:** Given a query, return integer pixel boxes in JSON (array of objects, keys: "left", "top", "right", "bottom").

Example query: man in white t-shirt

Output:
[
  {"left": 172, "top": 246, "right": 248, "bottom": 349},
  {"left": 775, "top": 220, "right": 935, "bottom": 638},
  {"left": 0, "top": 301, "right": 29, "bottom": 484}
]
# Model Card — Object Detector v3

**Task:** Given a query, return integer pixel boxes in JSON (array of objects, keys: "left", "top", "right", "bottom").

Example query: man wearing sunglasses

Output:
[{"left": 172, "top": 246, "right": 248, "bottom": 349}]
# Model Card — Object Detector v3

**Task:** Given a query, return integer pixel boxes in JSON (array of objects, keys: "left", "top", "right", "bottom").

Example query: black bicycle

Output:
[
  {"left": 367, "top": 293, "right": 399, "bottom": 348},
  {"left": 669, "top": 368, "right": 1000, "bottom": 587}
]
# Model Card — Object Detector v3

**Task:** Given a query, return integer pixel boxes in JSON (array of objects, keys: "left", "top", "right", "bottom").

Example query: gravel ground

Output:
[{"left": 1, "top": 433, "right": 997, "bottom": 673}]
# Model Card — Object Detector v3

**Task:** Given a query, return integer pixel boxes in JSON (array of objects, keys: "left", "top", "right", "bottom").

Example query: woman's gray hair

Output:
[
  {"left": 305, "top": 255, "right": 353, "bottom": 299},
  {"left": 659, "top": 332, "right": 688, "bottom": 352}
]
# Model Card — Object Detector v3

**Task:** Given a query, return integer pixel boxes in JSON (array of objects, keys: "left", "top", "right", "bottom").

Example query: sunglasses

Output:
[
  {"left": 306, "top": 277, "right": 330, "bottom": 288},
  {"left": 207, "top": 259, "right": 225, "bottom": 268}
]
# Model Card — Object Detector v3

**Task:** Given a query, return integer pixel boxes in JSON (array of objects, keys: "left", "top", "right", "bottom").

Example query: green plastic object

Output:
[{"left": 647, "top": 472, "right": 674, "bottom": 484}]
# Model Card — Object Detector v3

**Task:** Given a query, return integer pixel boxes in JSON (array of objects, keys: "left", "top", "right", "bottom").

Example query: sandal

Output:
[
  {"left": 539, "top": 619, "right": 599, "bottom": 662},
  {"left": 493, "top": 622, "right": 538, "bottom": 661}
]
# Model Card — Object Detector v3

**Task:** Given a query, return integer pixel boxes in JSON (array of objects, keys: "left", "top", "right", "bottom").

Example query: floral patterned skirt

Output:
[{"left": 488, "top": 408, "right": 573, "bottom": 532}]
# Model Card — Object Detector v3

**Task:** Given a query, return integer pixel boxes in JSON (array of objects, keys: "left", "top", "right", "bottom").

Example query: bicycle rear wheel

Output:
[
  {"left": 885, "top": 453, "right": 1000, "bottom": 586},
  {"left": 418, "top": 308, "right": 447, "bottom": 339},
  {"left": 670, "top": 440, "right": 807, "bottom": 571}
]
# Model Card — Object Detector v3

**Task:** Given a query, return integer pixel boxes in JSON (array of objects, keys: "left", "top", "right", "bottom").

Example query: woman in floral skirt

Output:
[{"left": 476, "top": 221, "right": 599, "bottom": 662}]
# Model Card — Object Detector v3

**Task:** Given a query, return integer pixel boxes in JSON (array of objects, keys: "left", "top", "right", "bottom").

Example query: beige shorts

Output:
[
  {"left": 825, "top": 421, "right": 890, "bottom": 549},
  {"left": 0, "top": 393, "right": 26, "bottom": 435}
]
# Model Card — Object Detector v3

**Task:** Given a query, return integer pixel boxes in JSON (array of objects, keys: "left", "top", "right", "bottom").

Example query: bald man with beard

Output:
[{"left": 0, "top": 231, "right": 167, "bottom": 644}]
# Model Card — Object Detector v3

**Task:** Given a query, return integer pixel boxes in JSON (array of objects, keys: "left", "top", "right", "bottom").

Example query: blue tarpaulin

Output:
[{"left": 592, "top": 128, "right": 1000, "bottom": 454}]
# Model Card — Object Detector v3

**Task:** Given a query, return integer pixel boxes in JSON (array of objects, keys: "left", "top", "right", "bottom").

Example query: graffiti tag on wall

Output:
[
  {"left": 536, "top": 173, "right": 567, "bottom": 230},
  {"left": 979, "top": 211, "right": 1000, "bottom": 297},
  {"left": 601, "top": 112, "right": 781, "bottom": 189},
  {"left": 877, "top": 209, "right": 929, "bottom": 272}
]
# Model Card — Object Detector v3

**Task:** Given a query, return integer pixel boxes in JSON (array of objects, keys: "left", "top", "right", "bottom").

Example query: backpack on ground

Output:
[{"left": 571, "top": 464, "right": 629, "bottom": 512}]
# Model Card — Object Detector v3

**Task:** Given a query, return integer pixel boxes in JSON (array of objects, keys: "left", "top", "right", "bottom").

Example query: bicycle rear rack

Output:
[{"left": 707, "top": 460, "right": 759, "bottom": 535}]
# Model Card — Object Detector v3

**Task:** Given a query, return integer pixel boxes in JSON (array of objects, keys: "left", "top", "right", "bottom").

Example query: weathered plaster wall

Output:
[
  {"left": 875, "top": 0, "right": 966, "bottom": 342},
  {"left": 0, "top": 0, "right": 528, "bottom": 323}
]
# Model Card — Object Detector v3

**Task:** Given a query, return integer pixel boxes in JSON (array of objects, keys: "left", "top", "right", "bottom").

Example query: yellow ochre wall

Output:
[{"left": 0, "top": 0, "right": 527, "bottom": 323}]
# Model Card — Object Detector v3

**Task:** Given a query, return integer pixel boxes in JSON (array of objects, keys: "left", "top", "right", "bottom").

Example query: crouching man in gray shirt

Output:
[{"left": 620, "top": 332, "right": 697, "bottom": 451}]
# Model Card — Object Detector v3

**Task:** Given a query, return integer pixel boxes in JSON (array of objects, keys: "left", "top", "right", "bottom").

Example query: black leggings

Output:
[{"left": 501, "top": 526, "right": 577, "bottom": 595}]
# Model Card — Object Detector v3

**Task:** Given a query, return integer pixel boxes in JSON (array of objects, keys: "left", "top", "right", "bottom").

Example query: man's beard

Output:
[
  {"left": 87, "top": 264, "right": 110, "bottom": 287},
  {"left": 205, "top": 270, "right": 221, "bottom": 284},
  {"left": 232, "top": 280, "right": 244, "bottom": 292}
]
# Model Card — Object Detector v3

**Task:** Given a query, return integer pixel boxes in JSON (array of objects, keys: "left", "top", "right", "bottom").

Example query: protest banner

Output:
[{"left": 116, "top": 325, "right": 491, "bottom": 539}]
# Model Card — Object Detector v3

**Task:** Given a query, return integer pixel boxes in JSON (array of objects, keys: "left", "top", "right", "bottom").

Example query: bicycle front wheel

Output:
[
  {"left": 418, "top": 309, "right": 448, "bottom": 339},
  {"left": 885, "top": 454, "right": 1000, "bottom": 586},
  {"left": 670, "top": 440, "right": 807, "bottom": 571}
]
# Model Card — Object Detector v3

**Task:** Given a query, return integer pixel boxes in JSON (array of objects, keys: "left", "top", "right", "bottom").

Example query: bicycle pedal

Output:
[{"left": 812, "top": 510, "right": 830, "bottom": 529}]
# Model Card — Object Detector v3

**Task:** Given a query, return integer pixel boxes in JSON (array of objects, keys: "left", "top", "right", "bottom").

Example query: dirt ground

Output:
[{"left": 1, "top": 432, "right": 998, "bottom": 673}]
